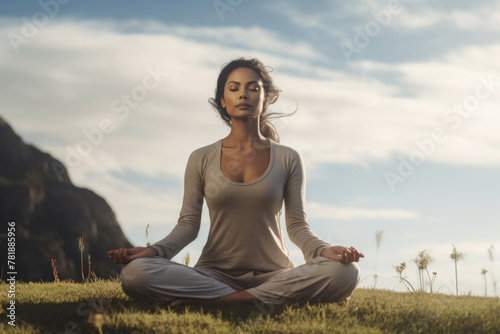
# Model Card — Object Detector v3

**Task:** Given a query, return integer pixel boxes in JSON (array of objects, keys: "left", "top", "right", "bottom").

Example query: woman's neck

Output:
[{"left": 224, "top": 118, "right": 267, "bottom": 148}]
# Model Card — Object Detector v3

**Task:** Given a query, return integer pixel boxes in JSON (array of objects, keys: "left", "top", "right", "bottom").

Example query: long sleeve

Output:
[
  {"left": 284, "top": 148, "right": 331, "bottom": 262},
  {"left": 150, "top": 149, "right": 205, "bottom": 259}
]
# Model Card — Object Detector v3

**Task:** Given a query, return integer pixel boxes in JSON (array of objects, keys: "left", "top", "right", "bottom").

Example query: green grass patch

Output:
[{"left": 1, "top": 280, "right": 499, "bottom": 333}]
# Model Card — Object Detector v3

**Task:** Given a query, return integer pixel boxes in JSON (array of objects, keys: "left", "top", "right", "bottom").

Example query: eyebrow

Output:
[{"left": 226, "top": 80, "right": 262, "bottom": 86}]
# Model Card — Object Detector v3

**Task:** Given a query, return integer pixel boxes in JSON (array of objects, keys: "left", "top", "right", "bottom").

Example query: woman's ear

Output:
[{"left": 220, "top": 97, "right": 226, "bottom": 109}]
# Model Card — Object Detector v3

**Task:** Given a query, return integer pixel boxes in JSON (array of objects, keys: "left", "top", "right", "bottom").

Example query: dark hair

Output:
[{"left": 209, "top": 57, "right": 294, "bottom": 143}]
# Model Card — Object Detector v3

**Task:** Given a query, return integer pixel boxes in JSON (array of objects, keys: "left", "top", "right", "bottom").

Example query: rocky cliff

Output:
[{"left": 0, "top": 116, "right": 133, "bottom": 282}]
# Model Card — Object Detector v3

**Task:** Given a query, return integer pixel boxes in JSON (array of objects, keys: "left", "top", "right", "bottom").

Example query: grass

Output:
[{"left": 1, "top": 280, "right": 500, "bottom": 333}]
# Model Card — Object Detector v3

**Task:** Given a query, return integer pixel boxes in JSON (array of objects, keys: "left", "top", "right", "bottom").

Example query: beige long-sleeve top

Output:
[{"left": 150, "top": 138, "right": 331, "bottom": 277}]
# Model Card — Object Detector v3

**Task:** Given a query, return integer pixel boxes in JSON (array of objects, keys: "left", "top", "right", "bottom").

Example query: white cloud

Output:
[
  {"left": 279, "top": 45, "right": 500, "bottom": 170},
  {"left": 166, "top": 25, "right": 324, "bottom": 61},
  {"left": 1, "top": 18, "right": 499, "bottom": 229},
  {"left": 381, "top": 4, "right": 500, "bottom": 32},
  {"left": 2, "top": 17, "right": 499, "bottom": 294},
  {"left": 266, "top": 1, "right": 500, "bottom": 34},
  {"left": 263, "top": 1, "right": 349, "bottom": 40},
  {"left": 3, "top": 18, "right": 499, "bottom": 178},
  {"left": 390, "top": 9, "right": 441, "bottom": 29},
  {"left": 446, "top": 5, "right": 500, "bottom": 32}
]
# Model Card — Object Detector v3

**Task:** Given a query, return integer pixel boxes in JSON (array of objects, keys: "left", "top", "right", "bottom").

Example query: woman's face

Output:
[{"left": 220, "top": 67, "right": 266, "bottom": 121}]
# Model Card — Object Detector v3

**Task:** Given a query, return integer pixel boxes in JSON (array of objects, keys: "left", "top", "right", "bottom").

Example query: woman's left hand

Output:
[{"left": 320, "top": 246, "right": 364, "bottom": 264}]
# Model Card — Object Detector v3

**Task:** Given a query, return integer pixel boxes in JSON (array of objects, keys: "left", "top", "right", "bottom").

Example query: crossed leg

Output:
[
  {"left": 120, "top": 256, "right": 360, "bottom": 306},
  {"left": 246, "top": 256, "right": 361, "bottom": 304},
  {"left": 120, "top": 257, "right": 238, "bottom": 306}
]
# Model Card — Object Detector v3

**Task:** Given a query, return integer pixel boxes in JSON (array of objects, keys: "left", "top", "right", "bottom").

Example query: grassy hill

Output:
[{"left": 1, "top": 279, "right": 499, "bottom": 333}]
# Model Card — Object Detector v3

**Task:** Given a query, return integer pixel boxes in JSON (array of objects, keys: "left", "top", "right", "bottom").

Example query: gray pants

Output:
[{"left": 121, "top": 256, "right": 360, "bottom": 304}]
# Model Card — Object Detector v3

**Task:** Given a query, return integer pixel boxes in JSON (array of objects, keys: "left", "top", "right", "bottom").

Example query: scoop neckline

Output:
[{"left": 217, "top": 138, "right": 275, "bottom": 186}]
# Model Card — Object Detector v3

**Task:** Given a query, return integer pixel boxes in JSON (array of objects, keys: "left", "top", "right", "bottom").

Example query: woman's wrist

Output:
[
  {"left": 319, "top": 246, "right": 330, "bottom": 258},
  {"left": 147, "top": 246, "right": 159, "bottom": 256}
]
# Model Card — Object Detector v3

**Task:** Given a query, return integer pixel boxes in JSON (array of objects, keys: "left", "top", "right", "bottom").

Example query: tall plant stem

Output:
[
  {"left": 81, "top": 252, "right": 84, "bottom": 282},
  {"left": 425, "top": 268, "right": 433, "bottom": 293},
  {"left": 484, "top": 275, "right": 488, "bottom": 297}
]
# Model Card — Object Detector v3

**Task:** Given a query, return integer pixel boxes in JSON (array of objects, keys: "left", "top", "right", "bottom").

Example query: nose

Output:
[{"left": 239, "top": 90, "right": 248, "bottom": 99}]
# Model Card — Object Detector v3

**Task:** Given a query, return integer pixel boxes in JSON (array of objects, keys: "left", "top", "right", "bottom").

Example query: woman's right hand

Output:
[{"left": 107, "top": 246, "right": 158, "bottom": 264}]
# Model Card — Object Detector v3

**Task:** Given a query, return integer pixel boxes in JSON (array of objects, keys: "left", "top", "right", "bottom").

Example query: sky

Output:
[{"left": 1, "top": 0, "right": 499, "bottom": 296}]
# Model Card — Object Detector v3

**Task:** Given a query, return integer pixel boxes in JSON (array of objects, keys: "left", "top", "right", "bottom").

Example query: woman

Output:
[{"left": 108, "top": 58, "right": 363, "bottom": 307}]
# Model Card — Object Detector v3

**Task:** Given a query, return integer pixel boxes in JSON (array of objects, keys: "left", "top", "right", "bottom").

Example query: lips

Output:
[{"left": 236, "top": 103, "right": 251, "bottom": 108}]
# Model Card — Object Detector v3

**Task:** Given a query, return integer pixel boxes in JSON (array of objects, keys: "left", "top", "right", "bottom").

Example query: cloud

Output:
[
  {"left": 0, "top": 17, "right": 343, "bottom": 248},
  {"left": 389, "top": 8, "right": 441, "bottom": 29},
  {"left": 1, "top": 17, "right": 499, "bottom": 230},
  {"left": 398, "top": 4, "right": 500, "bottom": 32},
  {"left": 165, "top": 25, "right": 324, "bottom": 61},
  {"left": 268, "top": 0, "right": 500, "bottom": 33},
  {"left": 1, "top": 16, "right": 498, "bottom": 295},
  {"left": 279, "top": 45, "right": 500, "bottom": 170},
  {"left": 3, "top": 17, "right": 499, "bottom": 179}
]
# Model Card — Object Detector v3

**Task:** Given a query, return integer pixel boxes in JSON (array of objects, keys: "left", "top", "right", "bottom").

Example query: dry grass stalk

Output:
[
  {"left": 145, "top": 223, "right": 151, "bottom": 246},
  {"left": 374, "top": 230, "right": 383, "bottom": 288},
  {"left": 481, "top": 268, "right": 488, "bottom": 297},
  {"left": 394, "top": 262, "right": 416, "bottom": 292},
  {"left": 51, "top": 258, "right": 59, "bottom": 283},
  {"left": 182, "top": 252, "right": 190, "bottom": 266},
  {"left": 89, "top": 312, "right": 105, "bottom": 334},
  {"left": 78, "top": 236, "right": 85, "bottom": 282},
  {"left": 488, "top": 245, "right": 497, "bottom": 296},
  {"left": 88, "top": 254, "right": 94, "bottom": 282},
  {"left": 450, "top": 244, "right": 465, "bottom": 296},
  {"left": 414, "top": 250, "right": 433, "bottom": 292}
]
